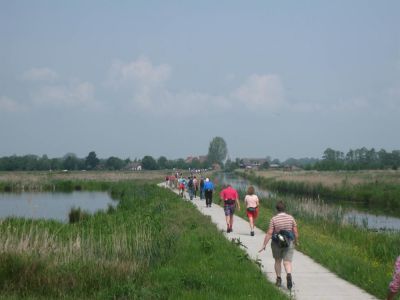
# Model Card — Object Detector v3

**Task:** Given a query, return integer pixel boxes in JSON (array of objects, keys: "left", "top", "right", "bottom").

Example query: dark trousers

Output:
[{"left": 205, "top": 190, "right": 213, "bottom": 206}]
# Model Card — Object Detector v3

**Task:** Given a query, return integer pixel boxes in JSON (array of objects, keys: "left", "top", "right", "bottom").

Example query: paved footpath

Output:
[{"left": 161, "top": 183, "right": 380, "bottom": 300}]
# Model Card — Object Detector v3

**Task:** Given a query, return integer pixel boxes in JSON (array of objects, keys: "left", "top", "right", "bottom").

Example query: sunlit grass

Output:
[
  {"left": 0, "top": 181, "right": 288, "bottom": 299},
  {"left": 230, "top": 181, "right": 398, "bottom": 299}
]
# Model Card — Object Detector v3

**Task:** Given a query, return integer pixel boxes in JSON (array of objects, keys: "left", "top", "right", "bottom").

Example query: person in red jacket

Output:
[{"left": 219, "top": 184, "right": 241, "bottom": 233}]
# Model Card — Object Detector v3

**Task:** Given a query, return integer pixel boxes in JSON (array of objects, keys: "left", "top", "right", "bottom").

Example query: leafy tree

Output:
[
  {"left": 63, "top": 154, "right": 81, "bottom": 170},
  {"left": 157, "top": 156, "right": 168, "bottom": 169},
  {"left": 207, "top": 136, "right": 228, "bottom": 165},
  {"left": 260, "top": 161, "right": 270, "bottom": 170},
  {"left": 85, "top": 151, "right": 100, "bottom": 170},
  {"left": 141, "top": 155, "right": 158, "bottom": 170},
  {"left": 224, "top": 158, "right": 239, "bottom": 172},
  {"left": 105, "top": 156, "right": 125, "bottom": 170}
]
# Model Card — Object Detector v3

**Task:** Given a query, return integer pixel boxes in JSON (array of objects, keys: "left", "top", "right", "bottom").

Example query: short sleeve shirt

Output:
[
  {"left": 244, "top": 194, "right": 259, "bottom": 208},
  {"left": 220, "top": 186, "right": 239, "bottom": 200},
  {"left": 269, "top": 212, "right": 297, "bottom": 234}
]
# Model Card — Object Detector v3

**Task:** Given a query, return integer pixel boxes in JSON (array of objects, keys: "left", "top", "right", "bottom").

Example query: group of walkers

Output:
[
  {"left": 166, "top": 174, "right": 399, "bottom": 298},
  {"left": 168, "top": 174, "right": 298, "bottom": 290}
]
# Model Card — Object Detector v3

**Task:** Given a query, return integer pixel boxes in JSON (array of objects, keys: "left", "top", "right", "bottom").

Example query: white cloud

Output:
[
  {"left": 108, "top": 56, "right": 171, "bottom": 88},
  {"left": 232, "top": 74, "right": 285, "bottom": 111},
  {"left": 32, "top": 82, "right": 95, "bottom": 107},
  {"left": 22, "top": 67, "right": 58, "bottom": 81},
  {"left": 106, "top": 57, "right": 289, "bottom": 116},
  {"left": 0, "top": 96, "right": 26, "bottom": 112}
]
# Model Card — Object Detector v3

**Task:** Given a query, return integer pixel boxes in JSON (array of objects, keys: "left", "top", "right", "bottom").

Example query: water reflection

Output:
[
  {"left": 215, "top": 173, "right": 272, "bottom": 198},
  {"left": 216, "top": 172, "right": 400, "bottom": 231},
  {"left": 0, "top": 191, "right": 115, "bottom": 222}
]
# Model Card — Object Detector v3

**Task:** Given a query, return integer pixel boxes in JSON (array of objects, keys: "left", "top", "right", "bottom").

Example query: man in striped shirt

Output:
[{"left": 259, "top": 201, "right": 299, "bottom": 290}]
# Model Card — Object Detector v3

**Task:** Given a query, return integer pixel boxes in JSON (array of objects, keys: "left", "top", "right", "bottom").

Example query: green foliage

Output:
[
  {"left": 237, "top": 170, "right": 400, "bottom": 215},
  {"left": 207, "top": 136, "right": 228, "bottom": 165},
  {"left": 85, "top": 151, "right": 100, "bottom": 170},
  {"left": 68, "top": 207, "right": 91, "bottom": 223},
  {"left": 0, "top": 182, "right": 287, "bottom": 299},
  {"left": 104, "top": 156, "right": 125, "bottom": 170},
  {"left": 141, "top": 155, "right": 158, "bottom": 170},
  {"left": 231, "top": 174, "right": 399, "bottom": 299}
]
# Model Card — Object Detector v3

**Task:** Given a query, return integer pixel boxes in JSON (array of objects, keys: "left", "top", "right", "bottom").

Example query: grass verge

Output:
[
  {"left": 230, "top": 183, "right": 398, "bottom": 299},
  {"left": 0, "top": 181, "right": 288, "bottom": 299}
]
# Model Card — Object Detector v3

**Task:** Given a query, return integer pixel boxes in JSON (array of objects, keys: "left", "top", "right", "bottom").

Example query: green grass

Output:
[
  {"left": 237, "top": 170, "right": 400, "bottom": 216},
  {"left": 0, "top": 181, "right": 288, "bottom": 299},
  {"left": 227, "top": 183, "right": 398, "bottom": 300}
]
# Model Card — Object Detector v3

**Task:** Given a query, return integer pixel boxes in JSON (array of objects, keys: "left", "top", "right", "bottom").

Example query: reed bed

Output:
[
  {"left": 237, "top": 170, "right": 400, "bottom": 214},
  {"left": 232, "top": 182, "right": 399, "bottom": 299},
  {"left": 0, "top": 181, "right": 288, "bottom": 299},
  {"left": 247, "top": 169, "right": 400, "bottom": 188},
  {"left": 0, "top": 171, "right": 167, "bottom": 192}
]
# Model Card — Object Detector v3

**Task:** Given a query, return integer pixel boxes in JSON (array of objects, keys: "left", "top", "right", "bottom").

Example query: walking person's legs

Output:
[
  {"left": 229, "top": 214, "right": 234, "bottom": 232},
  {"left": 274, "top": 258, "right": 283, "bottom": 286},
  {"left": 225, "top": 214, "right": 231, "bottom": 232},
  {"left": 248, "top": 215, "right": 254, "bottom": 235},
  {"left": 205, "top": 191, "right": 211, "bottom": 207}
]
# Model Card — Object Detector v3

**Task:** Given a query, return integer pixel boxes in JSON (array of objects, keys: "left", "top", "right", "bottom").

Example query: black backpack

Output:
[{"left": 188, "top": 179, "right": 194, "bottom": 188}]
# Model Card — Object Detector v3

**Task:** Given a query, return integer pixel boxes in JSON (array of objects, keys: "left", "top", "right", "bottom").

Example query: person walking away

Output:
[
  {"left": 387, "top": 256, "right": 400, "bottom": 300},
  {"left": 177, "top": 176, "right": 186, "bottom": 198},
  {"left": 259, "top": 201, "right": 299, "bottom": 290},
  {"left": 244, "top": 185, "right": 260, "bottom": 236},
  {"left": 199, "top": 177, "right": 205, "bottom": 200},
  {"left": 193, "top": 176, "right": 198, "bottom": 198},
  {"left": 169, "top": 174, "right": 176, "bottom": 188},
  {"left": 187, "top": 176, "right": 195, "bottom": 200},
  {"left": 203, "top": 178, "right": 214, "bottom": 207},
  {"left": 165, "top": 175, "right": 169, "bottom": 188},
  {"left": 219, "top": 184, "right": 241, "bottom": 233}
]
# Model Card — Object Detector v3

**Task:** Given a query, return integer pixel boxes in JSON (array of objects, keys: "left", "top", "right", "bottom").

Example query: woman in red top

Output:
[{"left": 219, "top": 184, "right": 241, "bottom": 233}]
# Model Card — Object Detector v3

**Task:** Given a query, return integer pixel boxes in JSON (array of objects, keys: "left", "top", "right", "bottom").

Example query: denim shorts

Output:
[{"left": 224, "top": 205, "right": 235, "bottom": 216}]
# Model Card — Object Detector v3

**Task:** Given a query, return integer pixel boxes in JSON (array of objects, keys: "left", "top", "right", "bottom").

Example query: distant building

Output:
[
  {"left": 269, "top": 163, "right": 281, "bottom": 169},
  {"left": 239, "top": 158, "right": 268, "bottom": 169},
  {"left": 126, "top": 162, "right": 142, "bottom": 171}
]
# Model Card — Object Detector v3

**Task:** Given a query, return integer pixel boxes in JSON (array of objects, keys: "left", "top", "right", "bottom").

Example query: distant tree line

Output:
[
  {"left": 311, "top": 147, "right": 400, "bottom": 171},
  {"left": 0, "top": 152, "right": 212, "bottom": 171},
  {"left": 0, "top": 136, "right": 229, "bottom": 172}
]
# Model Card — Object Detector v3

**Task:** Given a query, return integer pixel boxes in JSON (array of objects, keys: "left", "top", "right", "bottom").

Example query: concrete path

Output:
[{"left": 161, "top": 183, "right": 379, "bottom": 300}]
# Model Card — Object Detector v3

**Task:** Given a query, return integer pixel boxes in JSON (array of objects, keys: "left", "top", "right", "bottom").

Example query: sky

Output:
[{"left": 1, "top": 1, "right": 399, "bottom": 161}]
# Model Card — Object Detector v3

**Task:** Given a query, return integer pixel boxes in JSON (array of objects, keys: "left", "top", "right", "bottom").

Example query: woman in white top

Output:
[{"left": 244, "top": 185, "right": 260, "bottom": 236}]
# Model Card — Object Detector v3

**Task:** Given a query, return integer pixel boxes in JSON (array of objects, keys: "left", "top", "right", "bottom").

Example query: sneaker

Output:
[
  {"left": 250, "top": 231, "right": 254, "bottom": 236},
  {"left": 275, "top": 277, "right": 282, "bottom": 287},
  {"left": 286, "top": 274, "right": 292, "bottom": 290},
  {"left": 227, "top": 226, "right": 231, "bottom": 233}
]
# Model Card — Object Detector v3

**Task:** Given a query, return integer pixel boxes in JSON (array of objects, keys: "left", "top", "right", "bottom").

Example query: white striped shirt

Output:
[{"left": 269, "top": 212, "right": 297, "bottom": 233}]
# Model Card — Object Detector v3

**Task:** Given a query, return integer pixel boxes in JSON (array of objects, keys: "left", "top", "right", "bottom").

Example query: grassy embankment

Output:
[
  {"left": 236, "top": 169, "right": 400, "bottom": 215},
  {"left": 0, "top": 174, "right": 287, "bottom": 299},
  {"left": 230, "top": 170, "right": 399, "bottom": 299}
]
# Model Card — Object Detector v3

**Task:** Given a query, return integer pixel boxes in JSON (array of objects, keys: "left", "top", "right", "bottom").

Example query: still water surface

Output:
[
  {"left": 0, "top": 191, "right": 115, "bottom": 222},
  {"left": 216, "top": 173, "right": 400, "bottom": 231}
]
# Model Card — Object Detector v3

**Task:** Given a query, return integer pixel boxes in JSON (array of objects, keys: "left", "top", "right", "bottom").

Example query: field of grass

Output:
[
  {"left": 236, "top": 169, "right": 400, "bottom": 214},
  {"left": 0, "top": 170, "right": 167, "bottom": 192},
  {"left": 0, "top": 179, "right": 287, "bottom": 299},
  {"left": 243, "top": 169, "right": 400, "bottom": 188},
  {"left": 229, "top": 186, "right": 399, "bottom": 300}
]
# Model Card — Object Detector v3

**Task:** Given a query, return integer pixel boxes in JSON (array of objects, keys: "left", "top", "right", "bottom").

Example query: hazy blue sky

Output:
[{"left": 1, "top": 1, "right": 399, "bottom": 161}]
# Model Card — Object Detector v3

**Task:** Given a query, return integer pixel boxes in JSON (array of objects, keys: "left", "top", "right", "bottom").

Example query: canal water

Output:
[
  {"left": 0, "top": 191, "right": 115, "bottom": 223},
  {"left": 216, "top": 173, "right": 400, "bottom": 231}
]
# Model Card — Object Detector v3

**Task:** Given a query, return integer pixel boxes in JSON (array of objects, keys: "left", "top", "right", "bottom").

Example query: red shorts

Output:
[
  {"left": 246, "top": 207, "right": 259, "bottom": 219},
  {"left": 179, "top": 184, "right": 185, "bottom": 190}
]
